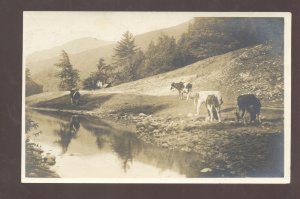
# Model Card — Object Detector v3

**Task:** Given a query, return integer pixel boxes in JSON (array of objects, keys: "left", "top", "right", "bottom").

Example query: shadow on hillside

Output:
[{"left": 35, "top": 94, "right": 115, "bottom": 111}]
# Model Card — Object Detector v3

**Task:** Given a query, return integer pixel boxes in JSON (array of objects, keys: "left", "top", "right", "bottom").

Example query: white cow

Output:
[{"left": 194, "top": 91, "right": 223, "bottom": 121}]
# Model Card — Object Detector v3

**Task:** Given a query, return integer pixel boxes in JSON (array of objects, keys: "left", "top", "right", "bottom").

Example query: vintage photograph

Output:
[{"left": 22, "top": 12, "right": 291, "bottom": 183}]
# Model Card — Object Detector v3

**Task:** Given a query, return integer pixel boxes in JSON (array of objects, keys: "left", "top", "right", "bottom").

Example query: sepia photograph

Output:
[{"left": 22, "top": 12, "right": 291, "bottom": 183}]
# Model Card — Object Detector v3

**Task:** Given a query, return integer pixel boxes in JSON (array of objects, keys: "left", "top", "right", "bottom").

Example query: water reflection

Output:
[
  {"left": 81, "top": 121, "right": 141, "bottom": 173},
  {"left": 54, "top": 115, "right": 80, "bottom": 154},
  {"left": 29, "top": 110, "right": 220, "bottom": 178}
]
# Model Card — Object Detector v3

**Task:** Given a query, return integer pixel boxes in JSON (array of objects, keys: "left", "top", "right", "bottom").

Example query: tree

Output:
[
  {"left": 25, "top": 68, "right": 43, "bottom": 96},
  {"left": 141, "top": 34, "right": 178, "bottom": 77},
  {"left": 112, "top": 31, "right": 139, "bottom": 82},
  {"left": 83, "top": 58, "right": 113, "bottom": 90},
  {"left": 55, "top": 50, "right": 80, "bottom": 91}
]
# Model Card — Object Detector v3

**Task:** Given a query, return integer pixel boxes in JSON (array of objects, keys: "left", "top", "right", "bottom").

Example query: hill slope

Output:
[
  {"left": 28, "top": 43, "right": 284, "bottom": 107},
  {"left": 27, "top": 37, "right": 114, "bottom": 64},
  {"left": 97, "top": 43, "right": 284, "bottom": 104}
]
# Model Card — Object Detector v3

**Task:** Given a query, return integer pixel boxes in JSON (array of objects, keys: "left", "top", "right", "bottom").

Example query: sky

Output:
[{"left": 23, "top": 12, "right": 199, "bottom": 56}]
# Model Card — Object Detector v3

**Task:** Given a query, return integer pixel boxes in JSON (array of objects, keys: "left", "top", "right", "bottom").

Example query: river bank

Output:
[{"left": 26, "top": 91, "right": 284, "bottom": 177}]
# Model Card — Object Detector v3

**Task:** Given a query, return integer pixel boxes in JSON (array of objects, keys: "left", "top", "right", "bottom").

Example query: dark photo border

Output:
[{"left": 0, "top": 0, "right": 299, "bottom": 198}]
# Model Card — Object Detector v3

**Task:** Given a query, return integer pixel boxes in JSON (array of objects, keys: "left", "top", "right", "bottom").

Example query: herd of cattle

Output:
[
  {"left": 170, "top": 81, "right": 261, "bottom": 124},
  {"left": 70, "top": 80, "right": 261, "bottom": 124}
]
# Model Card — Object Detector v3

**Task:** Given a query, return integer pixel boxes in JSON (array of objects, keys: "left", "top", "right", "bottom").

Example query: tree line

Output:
[{"left": 52, "top": 18, "right": 283, "bottom": 91}]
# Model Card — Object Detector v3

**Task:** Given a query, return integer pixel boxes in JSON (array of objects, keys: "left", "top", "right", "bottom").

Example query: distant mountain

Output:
[
  {"left": 26, "top": 37, "right": 114, "bottom": 64},
  {"left": 28, "top": 20, "right": 191, "bottom": 91}
]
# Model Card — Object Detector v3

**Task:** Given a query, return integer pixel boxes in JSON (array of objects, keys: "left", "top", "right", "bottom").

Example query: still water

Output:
[{"left": 27, "top": 110, "right": 210, "bottom": 178}]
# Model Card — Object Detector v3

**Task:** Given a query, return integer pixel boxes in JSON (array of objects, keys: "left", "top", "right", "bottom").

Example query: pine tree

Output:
[
  {"left": 55, "top": 50, "right": 80, "bottom": 91},
  {"left": 112, "top": 31, "right": 138, "bottom": 82}
]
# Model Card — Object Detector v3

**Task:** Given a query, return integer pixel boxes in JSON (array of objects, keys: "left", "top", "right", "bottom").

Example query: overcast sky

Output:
[{"left": 23, "top": 12, "right": 199, "bottom": 56}]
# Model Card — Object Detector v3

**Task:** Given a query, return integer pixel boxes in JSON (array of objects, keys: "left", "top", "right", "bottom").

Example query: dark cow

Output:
[
  {"left": 205, "top": 94, "right": 222, "bottom": 122},
  {"left": 170, "top": 82, "right": 192, "bottom": 100},
  {"left": 70, "top": 89, "right": 80, "bottom": 105},
  {"left": 235, "top": 94, "right": 261, "bottom": 123}
]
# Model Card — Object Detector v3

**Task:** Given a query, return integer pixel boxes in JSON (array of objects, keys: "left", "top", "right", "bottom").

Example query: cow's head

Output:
[
  {"left": 70, "top": 89, "right": 76, "bottom": 97},
  {"left": 170, "top": 82, "right": 175, "bottom": 90}
]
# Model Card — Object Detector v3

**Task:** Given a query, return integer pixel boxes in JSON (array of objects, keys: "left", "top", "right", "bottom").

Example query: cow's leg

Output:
[
  {"left": 216, "top": 107, "right": 221, "bottom": 122},
  {"left": 71, "top": 98, "right": 73, "bottom": 105},
  {"left": 196, "top": 101, "right": 201, "bottom": 115},
  {"left": 239, "top": 108, "right": 246, "bottom": 124},
  {"left": 257, "top": 112, "right": 261, "bottom": 123},
  {"left": 206, "top": 107, "right": 211, "bottom": 121},
  {"left": 186, "top": 92, "right": 190, "bottom": 101},
  {"left": 207, "top": 105, "right": 213, "bottom": 122}
]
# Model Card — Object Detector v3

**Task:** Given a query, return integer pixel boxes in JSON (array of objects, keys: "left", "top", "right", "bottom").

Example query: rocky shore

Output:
[
  {"left": 25, "top": 138, "right": 59, "bottom": 178},
  {"left": 30, "top": 106, "right": 284, "bottom": 177}
]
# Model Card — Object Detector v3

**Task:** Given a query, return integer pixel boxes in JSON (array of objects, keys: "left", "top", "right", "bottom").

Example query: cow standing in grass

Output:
[
  {"left": 70, "top": 89, "right": 80, "bottom": 105},
  {"left": 205, "top": 94, "right": 223, "bottom": 122},
  {"left": 235, "top": 94, "right": 261, "bottom": 123},
  {"left": 170, "top": 82, "right": 192, "bottom": 100},
  {"left": 194, "top": 91, "right": 223, "bottom": 118}
]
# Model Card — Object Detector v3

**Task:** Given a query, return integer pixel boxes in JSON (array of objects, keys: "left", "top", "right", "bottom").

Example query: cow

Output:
[
  {"left": 205, "top": 94, "right": 222, "bottom": 122},
  {"left": 235, "top": 94, "right": 261, "bottom": 123},
  {"left": 194, "top": 91, "right": 223, "bottom": 117},
  {"left": 70, "top": 89, "right": 80, "bottom": 105},
  {"left": 170, "top": 82, "right": 192, "bottom": 100}
]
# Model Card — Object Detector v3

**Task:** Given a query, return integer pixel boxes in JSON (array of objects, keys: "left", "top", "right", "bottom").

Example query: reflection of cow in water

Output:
[
  {"left": 54, "top": 115, "right": 81, "bottom": 154},
  {"left": 235, "top": 94, "right": 261, "bottom": 124},
  {"left": 70, "top": 115, "right": 80, "bottom": 133},
  {"left": 70, "top": 89, "right": 80, "bottom": 105}
]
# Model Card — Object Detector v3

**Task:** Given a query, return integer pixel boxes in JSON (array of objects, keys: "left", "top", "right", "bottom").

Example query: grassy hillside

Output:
[
  {"left": 28, "top": 43, "right": 283, "bottom": 107},
  {"left": 95, "top": 43, "right": 283, "bottom": 104}
]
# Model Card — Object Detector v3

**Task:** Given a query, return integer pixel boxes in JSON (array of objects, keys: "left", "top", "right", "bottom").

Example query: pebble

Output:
[{"left": 200, "top": 168, "right": 212, "bottom": 173}]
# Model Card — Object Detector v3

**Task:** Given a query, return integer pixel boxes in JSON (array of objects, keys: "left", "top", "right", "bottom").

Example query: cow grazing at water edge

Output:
[
  {"left": 194, "top": 91, "right": 223, "bottom": 118},
  {"left": 70, "top": 89, "right": 80, "bottom": 105},
  {"left": 170, "top": 82, "right": 192, "bottom": 100},
  {"left": 235, "top": 94, "right": 261, "bottom": 123}
]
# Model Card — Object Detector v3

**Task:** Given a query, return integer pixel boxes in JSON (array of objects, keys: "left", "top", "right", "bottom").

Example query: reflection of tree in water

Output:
[
  {"left": 111, "top": 132, "right": 143, "bottom": 173},
  {"left": 81, "top": 120, "right": 143, "bottom": 172},
  {"left": 54, "top": 115, "right": 80, "bottom": 154}
]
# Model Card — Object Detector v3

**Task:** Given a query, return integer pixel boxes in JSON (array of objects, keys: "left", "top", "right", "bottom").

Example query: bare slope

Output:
[
  {"left": 28, "top": 43, "right": 284, "bottom": 109},
  {"left": 97, "top": 43, "right": 283, "bottom": 104}
]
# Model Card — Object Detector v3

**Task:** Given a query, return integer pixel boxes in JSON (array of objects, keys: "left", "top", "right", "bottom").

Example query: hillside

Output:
[
  {"left": 27, "top": 37, "right": 113, "bottom": 65},
  {"left": 28, "top": 43, "right": 284, "bottom": 107},
  {"left": 93, "top": 43, "right": 283, "bottom": 104}
]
